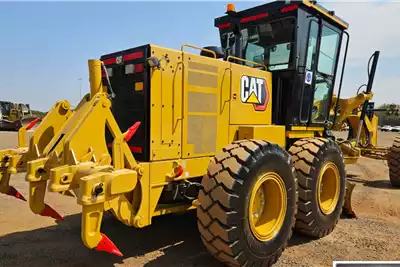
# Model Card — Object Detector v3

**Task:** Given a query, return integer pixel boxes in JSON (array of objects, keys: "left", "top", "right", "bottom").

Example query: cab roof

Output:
[{"left": 215, "top": 0, "right": 349, "bottom": 30}]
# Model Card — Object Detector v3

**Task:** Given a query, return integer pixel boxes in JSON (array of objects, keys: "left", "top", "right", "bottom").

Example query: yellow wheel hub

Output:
[
  {"left": 249, "top": 172, "right": 287, "bottom": 242},
  {"left": 317, "top": 162, "right": 340, "bottom": 215}
]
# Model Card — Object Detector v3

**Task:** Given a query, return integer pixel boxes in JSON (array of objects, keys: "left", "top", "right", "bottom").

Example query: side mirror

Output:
[{"left": 200, "top": 46, "right": 225, "bottom": 59}]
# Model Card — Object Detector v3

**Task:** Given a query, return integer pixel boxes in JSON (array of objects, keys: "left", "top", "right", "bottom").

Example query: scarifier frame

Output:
[{"left": 0, "top": 100, "right": 73, "bottom": 203}]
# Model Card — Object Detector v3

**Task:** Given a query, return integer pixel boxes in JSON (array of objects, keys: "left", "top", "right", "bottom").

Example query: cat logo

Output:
[
  {"left": 116, "top": 55, "right": 123, "bottom": 65},
  {"left": 240, "top": 75, "right": 269, "bottom": 111}
]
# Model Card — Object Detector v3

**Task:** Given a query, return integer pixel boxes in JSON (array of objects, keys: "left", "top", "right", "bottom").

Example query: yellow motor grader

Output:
[{"left": 1, "top": 1, "right": 397, "bottom": 266}]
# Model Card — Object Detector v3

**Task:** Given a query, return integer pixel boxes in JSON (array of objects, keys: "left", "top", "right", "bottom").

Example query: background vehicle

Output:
[
  {"left": 382, "top": 125, "right": 393, "bottom": 131},
  {"left": 391, "top": 126, "right": 400, "bottom": 132},
  {"left": 0, "top": 101, "right": 38, "bottom": 131}
]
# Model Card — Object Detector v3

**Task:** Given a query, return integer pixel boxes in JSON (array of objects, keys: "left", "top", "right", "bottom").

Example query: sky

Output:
[{"left": 0, "top": 0, "right": 399, "bottom": 111}]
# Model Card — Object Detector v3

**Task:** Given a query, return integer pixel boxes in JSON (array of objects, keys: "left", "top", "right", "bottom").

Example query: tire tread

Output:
[
  {"left": 388, "top": 135, "right": 400, "bottom": 187},
  {"left": 288, "top": 138, "right": 344, "bottom": 237},
  {"left": 198, "top": 140, "right": 297, "bottom": 267}
]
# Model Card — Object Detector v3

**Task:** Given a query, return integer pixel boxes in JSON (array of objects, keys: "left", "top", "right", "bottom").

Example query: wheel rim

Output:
[
  {"left": 249, "top": 172, "right": 287, "bottom": 242},
  {"left": 317, "top": 162, "right": 340, "bottom": 215}
]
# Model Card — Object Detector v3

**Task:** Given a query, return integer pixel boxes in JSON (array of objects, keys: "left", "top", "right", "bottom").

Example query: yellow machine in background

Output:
[
  {"left": 0, "top": 101, "right": 39, "bottom": 131},
  {"left": 1, "top": 1, "right": 398, "bottom": 267},
  {"left": 331, "top": 92, "right": 400, "bottom": 187}
]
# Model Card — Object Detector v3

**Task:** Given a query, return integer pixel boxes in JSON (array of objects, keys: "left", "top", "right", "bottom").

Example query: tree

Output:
[{"left": 375, "top": 103, "right": 400, "bottom": 126}]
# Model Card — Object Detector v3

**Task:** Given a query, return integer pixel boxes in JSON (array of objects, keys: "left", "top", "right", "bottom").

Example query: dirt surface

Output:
[{"left": 1, "top": 131, "right": 400, "bottom": 267}]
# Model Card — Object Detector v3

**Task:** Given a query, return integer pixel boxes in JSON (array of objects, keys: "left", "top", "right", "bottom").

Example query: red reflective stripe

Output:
[
  {"left": 135, "top": 63, "right": 144, "bottom": 73},
  {"left": 125, "top": 121, "right": 141, "bottom": 142},
  {"left": 129, "top": 146, "right": 142, "bottom": 153},
  {"left": 26, "top": 118, "right": 40, "bottom": 130},
  {"left": 281, "top": 4, "right": 298, "bottom": 13},
  {"left": 123, "top": 52, "right": 143, "bottom": 61},
  {"left": 217, "top": 22, "right": 231, "bottom": 29},
  {"left": 174, "top": 165, "right": 184, "bottom": 178},
  {"left": 240, "top": 12, "right": 268, "bottom": 23},
  {"left": 108, "top": 143, "right": 142, "bottom": 153},
  {"left": 103, "top": 58, "right": 116, "bottom": 65}
]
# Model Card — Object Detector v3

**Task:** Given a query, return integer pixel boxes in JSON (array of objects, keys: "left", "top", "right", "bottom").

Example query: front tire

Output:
[
  {"left": 288, "top": 138, "right": 346, "bottom": 238},
  {"left": 197, "top": 140, "right": 298, "bottom": 267}
]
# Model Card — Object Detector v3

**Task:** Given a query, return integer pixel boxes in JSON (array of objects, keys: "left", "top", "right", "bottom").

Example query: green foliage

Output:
[
  {"left": 376, "top": 103, "right": 400, "bottom": 126},
  {"left": 31, "top": 110, "right": 47, "bottom": 118}
]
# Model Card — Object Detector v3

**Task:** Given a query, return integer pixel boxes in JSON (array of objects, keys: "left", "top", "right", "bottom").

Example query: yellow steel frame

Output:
[
  {"left": 0, "top": 59, "right": 213, "bottom": 252},
  {"left": 286, "top": 126, "right": 324, "bottom": 139},
  {"left": 0, "top": 41, "right": 381, "bottom": 256},
  {"left": 302, "top": 0, "right": 349, "bottom": 29},
  {"left": 330, "top": 91, "right": 386, "bottom": 162},
  {"left": 0, "top": 100, "right": 73, "bottom": 198}
]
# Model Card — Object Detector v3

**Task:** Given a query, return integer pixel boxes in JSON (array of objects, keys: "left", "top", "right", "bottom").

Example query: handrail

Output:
[
  {"left": 226, "top": 56, "right": 267, "bottom": 70},
  {"left": 180, "top": 44, "right": 216, "bottom": 58}
]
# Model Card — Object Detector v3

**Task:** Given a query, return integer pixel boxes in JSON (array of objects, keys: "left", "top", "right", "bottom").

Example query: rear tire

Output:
[
  {"left": 288, "top": 138, "right": 346, "bottom": 238},
  {"left": 197, "top": 140, "right": 298, "bottom": 267},
  {"left": 388, "top": 134, "right": 400, "bottom": 187}
]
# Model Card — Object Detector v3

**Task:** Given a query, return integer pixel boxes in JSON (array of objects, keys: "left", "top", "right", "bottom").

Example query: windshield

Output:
[
  {"left": 220, "top": 17, "right": 295, "bottom": 71},
  {"left": 0, "top": 102, "right": 11, "bottom": 115}
]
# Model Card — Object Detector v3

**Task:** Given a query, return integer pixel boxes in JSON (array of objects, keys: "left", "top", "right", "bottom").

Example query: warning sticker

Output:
[{"left": 305, "top": 71, "right": 313, "bottom": 85}]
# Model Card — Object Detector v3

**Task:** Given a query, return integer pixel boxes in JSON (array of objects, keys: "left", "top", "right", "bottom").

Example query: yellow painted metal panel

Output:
[
  {"left": 149, "top": 45, "right": 183, "bottom": 161},
  {"left": 188, "top": 71, "right": 218, "bottom": 88},
  {"left": 149, "top": 157, "right": 211, "bottom": 186},
  {"left": 238, "top": 125, "right": 286, "bottom": 147},
  {"left": 302, "top": 0, "right": 349, "bottom": 29},
  {"left": 188, "top": 61, "right": 218, "bottom": 73},
  {"left": 139, "top": 156, "right": 211, "bottom": 225},
  {"left": 229, "top": 63, "right": 272, "bottom": 125},
  {"left": 291, "top": 126, "right": 325, "bottom": 131},
  {"left": 229, "top": 125, "right": 240, "bottom": 143},
  {"left": 181, "top": 51, "right": 231, "bottom": 159},
  {"left": 286, "top": 131, "right": 318, "bottom": 139},
  {"left": 371, "top": 115, "right": 378, "bottom": 147},
  {"left": 151, "top": 144, "right": 182, "bottom": 161},
  {"left": 188, "top": 91, "right": 218, "bottom": 113}
]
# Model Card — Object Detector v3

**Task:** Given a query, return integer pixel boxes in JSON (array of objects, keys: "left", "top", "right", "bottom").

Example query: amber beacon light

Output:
[{"left": 226, "top": 3, "right": 236, "bottom": 12}]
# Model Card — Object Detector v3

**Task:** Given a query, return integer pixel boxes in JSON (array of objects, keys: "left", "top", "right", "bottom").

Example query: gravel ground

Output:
[{"left": 1, "top": 131, "right": 400, "bottom": 267}]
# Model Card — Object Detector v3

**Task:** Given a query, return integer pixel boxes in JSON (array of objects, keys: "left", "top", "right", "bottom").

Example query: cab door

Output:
[{"left": 299, "top": 19, "right": 342, "bottom": 126}]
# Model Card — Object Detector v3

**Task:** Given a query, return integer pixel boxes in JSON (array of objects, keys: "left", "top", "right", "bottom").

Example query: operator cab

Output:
[{"left": 214, "top": 0, "right": 349, "bottom": 128}]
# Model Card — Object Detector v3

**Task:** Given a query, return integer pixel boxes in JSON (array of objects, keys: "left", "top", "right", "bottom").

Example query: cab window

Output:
[
  {"left": 317, "top": 26, "right": 340, "bottom": 75},
  {"left": 312, "top": 25, "right": 340, "bottom": 123},
  {"left": 221, "top": 17, "right": 296, "bottom": 71}
]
